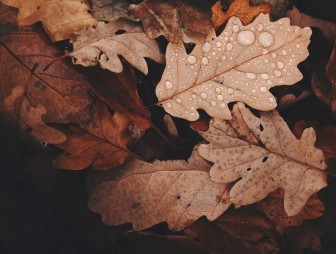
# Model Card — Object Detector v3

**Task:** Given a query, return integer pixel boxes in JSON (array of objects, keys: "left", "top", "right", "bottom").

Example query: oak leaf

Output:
[
  {"left": 91, "top": 0, "right": 132, "bottom": 21},
  {"left": 0, "top": 4, "right": 92, "bottom": 144},
  {"left": 198, "top": 103, "right": 327, "bottom": 216},
  {"left": 70, "top": 20, "right": 164, "bottom": 74},
  {"left": 88, "top": 152, "right": 231, "bottom": 230},
  {"left": 128, "top": 0, "right": 213, "bottom": 43},
  {"left": 255, "top": 189, "right": 324, "bottom": 233},
  {"left": 156, "top": 14, "right": 311, "bottom": 121},
  {"left": 54, "top": 101, "right": 133, "bottom": 170},
  {"left": 0, "top": 0, "right": 97, "bottom": 41},
  {"left": 211, "top": 0, "right": 271, "bottom": 29}
]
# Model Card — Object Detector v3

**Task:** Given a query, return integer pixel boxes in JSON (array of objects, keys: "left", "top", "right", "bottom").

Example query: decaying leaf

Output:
[
  {"left": 211, "top": 0, "right": 271, "bottom": 29},
  {"left": 198, "top": 103, "right": 327, "bottom": 216},
  {"left": 91, "top": 0, "right": 132, "bottom": 21},
  {"left": 70, "top": 20, "right": 164, "bottom": 74},
  {"left": 128, "top": 0, "right": 213, "bottom": 43},
  {"left": 54, "top": 101, "right": 133, "bottom": 170},
  {"left": 156, "top": 14, "right": 311, "bottom": 121},
  {"left": 0, "top": 4, "right": 92, "bottom": 144},
  {"left": 327, "top": 42, "right": 336, "bottom": 115},
  {"left": 286, "top": 6, "right": 336, "bottom": 43},
  {"left": 1, "top": 0, "right": 97, "bottom": 41},
  {"left": 250, "top": 0, "right": 291, "bottom": 20},
  {"left": 88, "top": 151, "right": 231, "bottom": 230},
  {"left": 255, "top": 189, "right": 324, "bottom": 233}
]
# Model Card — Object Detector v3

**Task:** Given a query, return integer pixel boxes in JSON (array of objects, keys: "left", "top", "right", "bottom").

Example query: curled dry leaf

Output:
[
  {"left": 286, "top": 6, "right": 336, "bottom": 43},
  {"left": 255, "top": 189, "right": 324, "bottom": 233},
  {"left": 198, "top": 103, "right": 327, "bottom": 216},
  {"left": 91, "top": 0, "right": 132, "bottom": 21},
  {"left": 70, "top": 20, "right": 164, "bottom": 74},
  {"left": 0, "top": 4, "right": 92, "bottom": 144},
  {"left": 128, "top": 0, "right": 213, "bottom": 43},
  {"left": 88, "top": 151, "right": 231, "bottom": 230},
  {"left": 156, "top": 14, "right": 311, "bottom": 121},
  {"left": 1, "top": 0, "right": 97, "bottom": 41},
  {"left": 211, "top": 0, "right": 271, "bottom": 29},
  {"left": 54, "top": 101, "right": 133, "bottom": 170}
]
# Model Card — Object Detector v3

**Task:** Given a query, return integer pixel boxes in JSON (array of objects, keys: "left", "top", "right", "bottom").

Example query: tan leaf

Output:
[
  {"left": 156, "top": 14, "right": 311, "bottom": 121},
  {"left": 128, "top": 0, "right": 212, "bottom": 43},
  {"left": 211, "top": 0, "right": 271, "bottom": 29},
  {"left": 54, "top": 101, "right": 133, "bottom": 170},
  {"left": 91, "top": 0, "right": 132, "bottom": 21},
  {"left": 198, "top": 103, "right": 327, "bottom": 216},
  {"left": 0, "top": 4, "right": 92, "bottom": 144},
  {"left": 1, "top": 0, "right": 97, "bottom": 41},
  {"left": 255, "top": 189, "right": 324, "bottom": 233},
  {"left": 88, "top": 151, "right": 231, "bottom": 230},
  {"left": 70, "top": 20, "right": 164, "bottom": 74}
]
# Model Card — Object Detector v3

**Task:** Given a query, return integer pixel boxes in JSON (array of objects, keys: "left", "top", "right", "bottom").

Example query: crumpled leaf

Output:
[
  {"left": 54, "top": 101, "right": 133, "bottom": 170},
  {"left": 198, "top": 102, "right": 327, "bottom": 216},
  {"left": 156, "top": 14, "right": 311, "bottom": 121},
  {"left": 0, "top": 4, "right": 92, "bottom": 144},
  {"left": 251, "top": 0, "right": 291, "bottom": 20},
  {"left": 88, "top": 151, "right": 231, "bottom": 230},
  {"left": 1, "top": 0, "right": 97, "bottom": 41},
  {"left": 91, "top": 0, "right": 132, "bottom": 21},
  {"left": 255, "top": 189, "right": 324, "bottom": 233},
  {"left": 211, "top": 0, "right": 271, "bottom": 29},
  {"left": 70, "top": 19, "right": 164, "bottom": 74},
  {"left": 128, "top": 0, "right": 213, "bottom": 43},
  {"left": 286, "top": 6, "right": 336, "bottom": 43}
]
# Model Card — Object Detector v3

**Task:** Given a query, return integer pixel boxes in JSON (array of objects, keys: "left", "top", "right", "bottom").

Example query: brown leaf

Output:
[
  {"left": 54, "top": 101, "right": 133, "bottom": 170},
  {"left": 0, "top": 4, "right": 92, "bottom": 144},
  {"left": 211, "top": 0, "right": 271, "bottom": 30},
  {"left": 91, "top": 0, "right": 133, "bottom": 21},
  {"left": 255, "top": 189, "right": 324, "bottom": 233},
  {"left": 81, "top": 63, "right": 151, "bottom": 129},
  {"left": 327, "top": 42, "right": 336, "bottom": 114},
  {"left": 1, "top": 0, "right": 97, "bottom": 41},
  {"left": 186, "top": 207, "right": 280, "bottom": 254},
  {"left": 88, "top": 151, "right": 231, "bottom": 230},
  {"left": 250, "top": 0, "right": 291, "bottom": 20},
  {"left": 128, "top": 0, "right": 212, "bottom": 43},
  {"left": 198, "top": 103, "right": 327, "bottom": 216}
]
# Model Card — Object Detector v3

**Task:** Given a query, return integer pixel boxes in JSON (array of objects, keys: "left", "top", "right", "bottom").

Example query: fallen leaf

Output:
[
  {"left": 186, "top": 207, "right": 279, "bottom": 254},
  {"left": 54, "top": 100, "right": 133, "bottom": 170},
  {"left": 198, "top": 102, "right": 327, "bottom": 216},
  {"left": 327, "top": 42, "right": 336, "bottom": 115},
  {"left": 79, "top": 63, "right": 151, "bottom": 129},
  {"left": 156, "top": 14, "right": 311, "bottom": 121},
  {"left": 128, "top": 0, "right": 213, "bottom": 43},
  {"left": 88, "top": 151, "right": 231, "bottom": 230},
  {"left": 0, "top": 4, "right": 92, "bottom": 144},
  {"left": 70, "top": 19, "right": 164, "bottom": 74},
  {"left": 91, "top": 0, "right": 132, "bottom": 21},
  {"left": 311, "top": 70, "right": 330, "bottom": 106},
  {"left": 278, "top": 90, "right": 311, "bottom": 111},
  {"left": 1, "top": 0, "right": 97, "bottom": 41},
  {"left": 255, "top": 189, "right": 324, "bottom": 233},
  {"left": 211, "top": 0, "right": 271, "bottom": 29},
  {"left": 250, "top": 0, "right": 291, "bottom": 20},
  {"left": 286, "top": 6, "right": 336, "bottom": 43}
]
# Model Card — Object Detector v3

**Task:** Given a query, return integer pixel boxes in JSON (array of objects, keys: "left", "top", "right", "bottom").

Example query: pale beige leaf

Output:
[
  {"left": 88, "top": 152, "right": 231, "bottom": 231},
  {"left": 156, "top": 14, "right": 311, "bottom": 121},
  {"left": 198, "top": 102, "right": 327, "bottom": 216},
  {"left": 70, "top": 20, "right": 164, "bottom": 74},
  {"left": 1, "top": 0, "right": 97, "bottom": 41}
]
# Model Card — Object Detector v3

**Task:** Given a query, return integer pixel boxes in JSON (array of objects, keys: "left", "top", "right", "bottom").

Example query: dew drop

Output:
[
  {"left": 260, "top": 86, "right": 268, "bottom": 93},
  {"left": 261, "top": 73, "right": 269, "bottom": 79},
  {"left": 257, "top": 24, "right": 263, "bottom": 31},
  {"left": 201, "top": 57, "right": 209, "bottom": 65},
  {"left": 187, "top": 55, "right": 196, "bottom": 64},
  {"left": 165, "top": 81, "right": 173, "bottom": 89},
  {"left": 295, "top": 43, "right": 301, "bottom": 48},
  {"left": 228, "top": 88, "right": 234, "bottom": 94},
  {"left": 232, "top": 25, "right": 239, "bottom": 32},
  {"left": 216, "top": 87, "right": 221, "bottom": 93},
  {"left": 212, "top": 52, "right": 216, "bottom": 56},
  {"left": 271, "top": 53, "right": 277, "bottom": 58},
  {"left": 264, "top": 58, "right": 269, "bottom": 63},
  {"left": 269, "top": 97, "right": 275, "bottom": 102},
  {"left": 226, "top": 43, "right": 233, "bottom": 51},
  {"left": 166, "top": 102, "right": 172, "bottom": 108},
  {"left": 217, "top": 94, "right": 224, "bottom": 100},
  {"left": 267, "top": 80, "right": 272, "bottom": 85},
  {"left": 271, "top": 63, "right": 276, "bottom": 68},
  {"left": 220, "top": 103, "right": 226, "bottom": 108},
  {"left": 262, "top": 49, "right": 269, "bottom": 54},
  {"left": 216, "top": 41, "right": 222, "bottom": 47},
  {"left": 281, "top": 49, "right": 287, "bottom": 56},
  {"left": 258, "top": 32, "right": 274, "bottom": 47},
  {"left": 211, "top": 101, "right": 217, "bottom": 106},
  {"left": 202, "top": 42, "right": 211, "bottom": 52},
  {"left": 221, "top": 55, "right": 227, "bottom": 61},
  {"left": 237, "top": 30, "right": 256, "bottom": 46},
  {"left": 201, "top": 92, "right": 207, "bottom": 99},
  {"left": 176, "top": 98, "right": 182, "bottom": 103},
  {"left": 277, "top": 61, "right": 284, "bottom": 69},
  {"left": 191, "top": 94, "right": 196, "bottom": 98},
  {"left": 246, "top": 73, "right": 256, "bottom": 79},
  {"left": 274, "top": 70, "right": 282, "bottom": 77}
]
